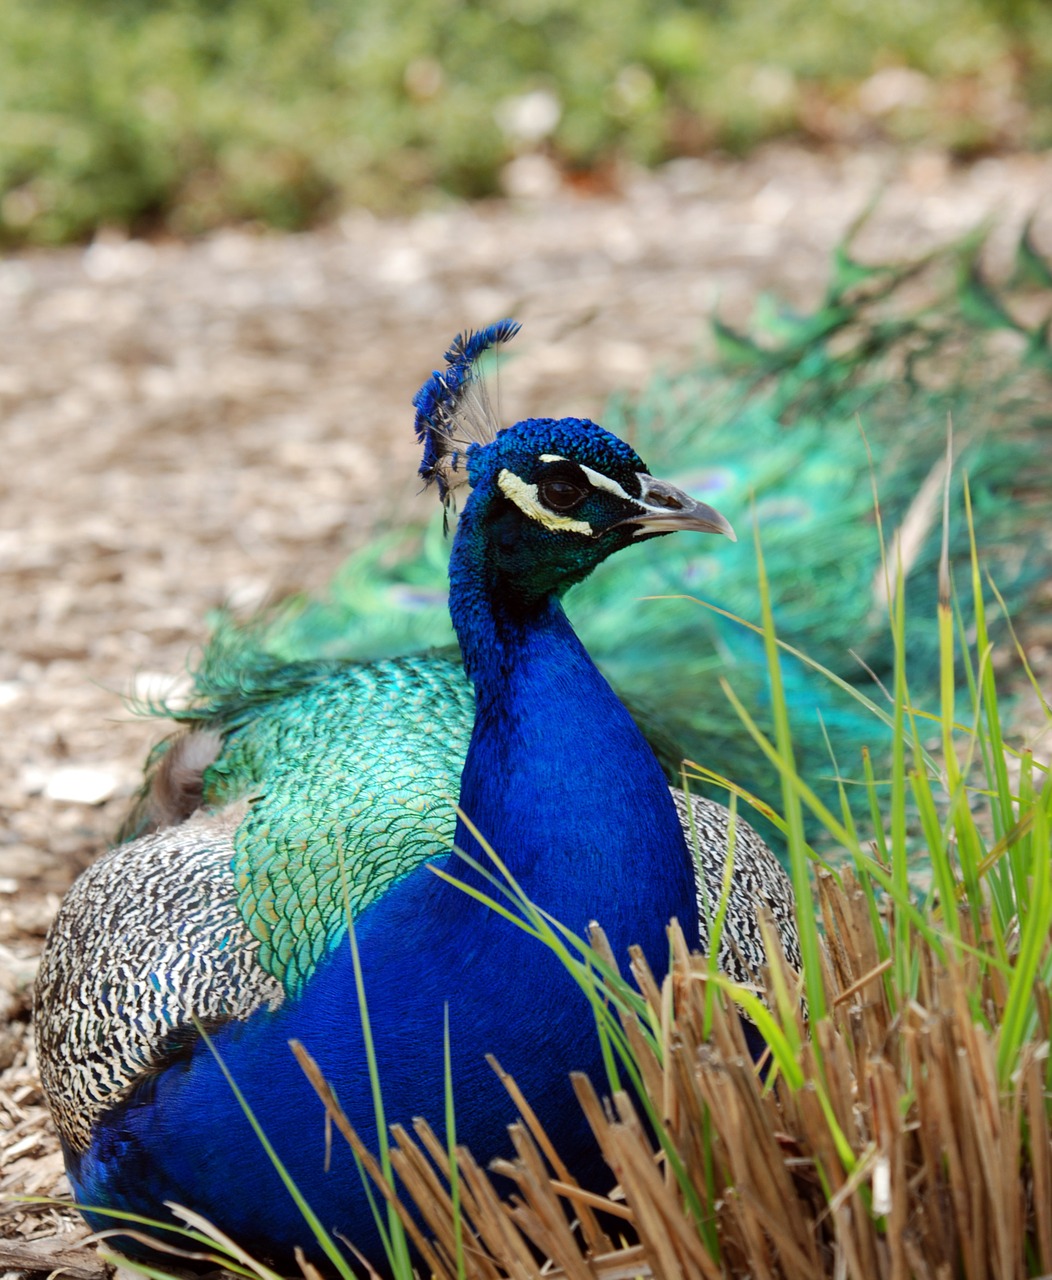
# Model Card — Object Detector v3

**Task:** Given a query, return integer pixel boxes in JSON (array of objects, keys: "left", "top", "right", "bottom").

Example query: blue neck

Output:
[{"left": 448, "top": 520, "right": 699, "bottom": 947}]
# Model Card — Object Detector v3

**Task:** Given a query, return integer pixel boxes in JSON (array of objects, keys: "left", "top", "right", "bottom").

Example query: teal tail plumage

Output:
[{"left": 199, "top": 228, "right": 1051, "bottom": 820}]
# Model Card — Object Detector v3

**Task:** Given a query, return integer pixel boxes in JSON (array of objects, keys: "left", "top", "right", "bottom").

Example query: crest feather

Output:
[{"left": 413, "top": 319, "right": 521, "bottom": 500}]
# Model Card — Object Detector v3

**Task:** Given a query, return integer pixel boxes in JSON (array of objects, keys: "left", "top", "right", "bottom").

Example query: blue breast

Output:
[{"left": 66, "top": 602, "right": 697, "bottom": 1270}]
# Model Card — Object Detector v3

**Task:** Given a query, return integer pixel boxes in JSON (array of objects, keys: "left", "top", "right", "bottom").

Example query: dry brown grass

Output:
[{"left": 292, "top": 870, "right": 1052, "bottom": 1280}]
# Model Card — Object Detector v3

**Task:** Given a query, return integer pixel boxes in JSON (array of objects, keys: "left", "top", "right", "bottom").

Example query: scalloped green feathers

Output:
[{"left": 203, "top": 656, "right": 474, "bottom": 997}]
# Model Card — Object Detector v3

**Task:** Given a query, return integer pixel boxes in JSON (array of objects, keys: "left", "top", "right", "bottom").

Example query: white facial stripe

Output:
[
  {"left": 539, "top": 455, "right": 634, "bottom": 503},
  {"left": 497, "top": 469, "right": 594, "bottom": 536},
  {"left": 579, "top": 464, "right": 633, "bottom": 502}
]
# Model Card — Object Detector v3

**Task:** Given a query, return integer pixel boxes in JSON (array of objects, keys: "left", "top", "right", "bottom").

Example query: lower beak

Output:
[{"left": 617, "top": 474, "right": 737, "bottom": 542}]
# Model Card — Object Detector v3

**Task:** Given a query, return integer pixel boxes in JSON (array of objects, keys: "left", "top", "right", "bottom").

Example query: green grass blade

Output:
[
  {"left": 443, "top": 1006, "right": 466, "bottom": 1280},
  {"left": 337, "top": 852, "right": 413, "bottom": 1278},
  {"left": 996, "top": 791, "right": 1052, "bottom": 1084},
  {"left": 195, "top": 1023, "right": 358, "bottom": 1280}
]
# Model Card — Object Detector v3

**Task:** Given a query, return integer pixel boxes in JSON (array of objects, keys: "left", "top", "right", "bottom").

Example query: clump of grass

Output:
[{"left": 312, "top": 889, "right": 1048, "bottom": 1280}]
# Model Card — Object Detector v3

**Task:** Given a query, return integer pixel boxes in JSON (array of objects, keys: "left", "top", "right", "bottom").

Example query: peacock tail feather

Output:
[{"left": 198, "top": 228, "right": 1049, "bottom": 818}]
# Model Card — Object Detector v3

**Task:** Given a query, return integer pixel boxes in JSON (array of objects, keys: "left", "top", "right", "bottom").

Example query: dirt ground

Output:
[{"left": 1, "top": 143, "right": 1050, "bottom": 1275}]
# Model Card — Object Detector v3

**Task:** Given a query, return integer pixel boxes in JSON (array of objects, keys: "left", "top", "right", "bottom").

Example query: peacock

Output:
[{"left": 35, "top": 321, "right": 800, "bottom": 1272}]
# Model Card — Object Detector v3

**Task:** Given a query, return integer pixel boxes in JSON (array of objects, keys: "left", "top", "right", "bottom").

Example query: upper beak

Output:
[{"left": 615, "top": 474, "right": 737, "bottom": 542}]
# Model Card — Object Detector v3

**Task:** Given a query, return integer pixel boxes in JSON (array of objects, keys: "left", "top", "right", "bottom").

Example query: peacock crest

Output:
[{"left": 413, "top": 318, "right": 521, "bottom": 505}]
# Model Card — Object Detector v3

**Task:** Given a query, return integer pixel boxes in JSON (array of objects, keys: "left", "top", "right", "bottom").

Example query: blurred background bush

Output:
[{"left": 1, "top": 0, "right": 1049, "bottom": 246}]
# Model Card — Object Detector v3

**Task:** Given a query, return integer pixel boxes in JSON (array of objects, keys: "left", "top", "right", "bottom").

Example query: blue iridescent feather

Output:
[{"left": 413, "top": 318, "right": 521, "bottom": 497}]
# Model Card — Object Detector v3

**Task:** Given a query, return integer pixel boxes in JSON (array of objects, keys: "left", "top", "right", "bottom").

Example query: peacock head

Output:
[{"left": 414, "top": 321, "right": 735, "bottom": 609}]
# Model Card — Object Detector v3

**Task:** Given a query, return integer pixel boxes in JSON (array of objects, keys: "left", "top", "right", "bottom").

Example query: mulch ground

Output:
[{"left": 2, "top": 142, "right": 1050, "bottom": 1276}]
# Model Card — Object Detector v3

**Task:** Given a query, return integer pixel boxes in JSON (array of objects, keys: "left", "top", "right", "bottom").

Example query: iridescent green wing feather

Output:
[{"left": 189, "top": 654, "right": 474, "bottom": 997}]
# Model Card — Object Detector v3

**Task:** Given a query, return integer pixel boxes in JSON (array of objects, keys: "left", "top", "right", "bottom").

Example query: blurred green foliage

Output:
[{"left": 1, "top": 0, "right": 1050, "bottom": 244}]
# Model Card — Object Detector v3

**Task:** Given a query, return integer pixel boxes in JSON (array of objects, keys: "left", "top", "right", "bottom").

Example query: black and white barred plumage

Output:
[{"left": 35, "top": 806, "right": 284, "bottom": 1151}]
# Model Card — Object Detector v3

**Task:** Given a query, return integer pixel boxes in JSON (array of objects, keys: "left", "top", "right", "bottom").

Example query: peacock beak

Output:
[{"left": 617, "top": 474, "right": 737, "bottom": 542}]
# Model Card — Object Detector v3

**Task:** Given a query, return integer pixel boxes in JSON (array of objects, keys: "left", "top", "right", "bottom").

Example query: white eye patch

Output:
[{"left": 497, "top": 469, "right": 595, "bottom": 536}]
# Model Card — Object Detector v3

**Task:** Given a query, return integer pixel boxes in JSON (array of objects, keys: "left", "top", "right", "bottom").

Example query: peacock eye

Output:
[{"left": 539, "top": 479, "right": 587, "bottom": 512}]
